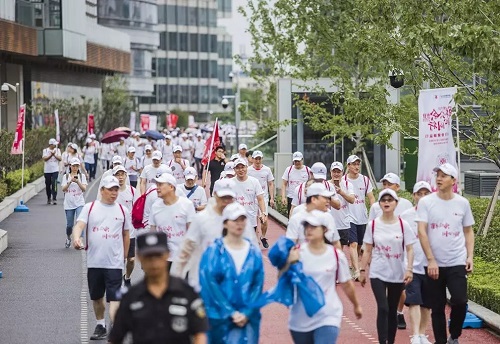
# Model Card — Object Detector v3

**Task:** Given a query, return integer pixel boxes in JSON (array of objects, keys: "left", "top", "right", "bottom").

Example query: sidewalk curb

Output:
[
  {"left": 0, "top": 176, "right": 45, "bottom": 255},
  {"left": 269, "top": 208, "right": 500, "bottom": 334}
]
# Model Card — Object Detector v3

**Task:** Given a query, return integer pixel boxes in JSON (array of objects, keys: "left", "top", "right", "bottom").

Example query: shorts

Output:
[
  {"left": 87, "top": 268, "right": 123, "bottom": 302},
  {"left": 348, "top": 223, "right": 366, "bottom": 245},
  {"left": 127, "top": 238, "right": 136, "bottom": 258},
  {"left": 338, "top": 228, "right": 349, "bottom": 246},
  {"left": 405, "top": 273, "right": 432, "bottom": 308}
]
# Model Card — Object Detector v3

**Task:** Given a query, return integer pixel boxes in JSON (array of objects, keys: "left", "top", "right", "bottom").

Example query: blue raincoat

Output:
[
  {"left": 199, "top": 238, "right": 264, "bottom": 344},
  {"left": 251, "top": 236, "right": 326, "bottom": 317}
]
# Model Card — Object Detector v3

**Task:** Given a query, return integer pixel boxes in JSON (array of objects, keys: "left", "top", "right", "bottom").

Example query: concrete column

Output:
[
  {"left": 386, "top": 86, "right": 401, "bottom": 177},
  {"left": 277, "top": 79, "right": 292, "bottom": 153}
]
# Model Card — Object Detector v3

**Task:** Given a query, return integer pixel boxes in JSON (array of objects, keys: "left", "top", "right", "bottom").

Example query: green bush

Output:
[
  {"left": 4, "top": 168, "right": 31, "bottom": 194},
  {"left": 28, "top": 161, "right": 45, "bottom": 181},
  {"left": 0, "top": 182, "right": 7, "bottom": 202},
  {"left": 468, "top": 257, "right": 500, "bottom": 315}
]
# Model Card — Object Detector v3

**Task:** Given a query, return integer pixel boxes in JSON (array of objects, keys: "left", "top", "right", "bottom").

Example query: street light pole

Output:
[{"left": 234, "top": 73, "right": 241, "bottom": 148}]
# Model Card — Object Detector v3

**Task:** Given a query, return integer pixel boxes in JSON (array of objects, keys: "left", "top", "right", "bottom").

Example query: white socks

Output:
[{"left": 96, "top": 319, "right": 106, "bottom": 327}]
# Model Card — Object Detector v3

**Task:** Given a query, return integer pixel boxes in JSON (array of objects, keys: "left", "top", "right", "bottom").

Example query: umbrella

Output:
[
  {"left": 144, "top": 130, "right": 164, "bottom": 140},
  {"left": 101, "top": 130, "right": 130, "bottom": 144},
  {"left": 114, "top": 126, "right": 132, "bottom": 133}
]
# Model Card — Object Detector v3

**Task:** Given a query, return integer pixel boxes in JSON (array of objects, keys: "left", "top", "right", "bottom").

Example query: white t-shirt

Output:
[
  {"left": 286, "top": 209, "right": 340, "bottom": 243},
  {"left": 282, "top": 165, "right": 310, "bottom": 198},
  {"left": 178, "top": 184, "right": 207, "bottom": 209},
  {"left": 140, "top": 164, "right": 162, "bottom": 190},
  {"left": 62, "top": 173, "right": 88, "bottom": 210},
  {"left": 43, "top": 148, "right": 62, "bottom": 173},
  {"left": 141, "top": 155, "right": 153, "bottom": 169},
  {"left": 363, "top": 218, "right": 417, "bottom": 283},
  {"left": 115, "top": 144, "right": 127, "bottom": 159},
  {"left": 289, "top": 244, "right": 351, "bottom": 331},
  {"left": 176, "top": 200, "right": 257, "bottom": 291},
  {"left": 368, "top": 197, "right": 413, "bottom": 221},
  {"left": 131, "top": 139, "right": 145, "bottom": 158},
  {"left": 193, "top": 140, "right": 205, "bottom": 159},
  {"left": 162, "top": 144, "right": 174, "bottom": 162},
  {"left": 247, "top": 165, "right": 274, "bottom": 198},
  {"left": 233, "top": 176, "right": 264, "bottom": 227},
  {"left": 344, "top": 174, "right": 373, "bottom": 225},
  {"left": 415, "top": 193, "right": 475, "bottom": 267},
  {"left": 290, "top": 203, "right": 307, "bottom": 217},
  {"left": 167, "top": 159, "right": 190, "bottom": 184},
  {"left": 77, "top": 201, "right": 132, "bottom": 269},
  {"left": 83, "top": 146, "right": 96, "bottom": 164},
  {"left": 149, "top": 197, "right": 196, "bottom": 261},
  {"left": 291, "top": 180, "right": 336, "bottom": 207},
  {"left": 180, "top": 140, "right": 194, "bottom": 159},
  {"left": 123, "top": 157, "right": 141, "bottom": 179},
  {"left": 225, "top": 240, "right": 250, "bottom": 275},
  {"left": 400, "top": 207, "right": 427, "bottom": 275},
  {"left": 329, "top": 180, "right": 355, "bottom": 229},
  {"left": 116, "top": 185, "right": 140, "bottom": 238}
]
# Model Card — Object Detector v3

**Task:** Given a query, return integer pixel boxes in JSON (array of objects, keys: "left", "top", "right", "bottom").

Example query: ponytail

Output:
[{"left": 222, "top": 227, "right": 228, "bottom": 237}]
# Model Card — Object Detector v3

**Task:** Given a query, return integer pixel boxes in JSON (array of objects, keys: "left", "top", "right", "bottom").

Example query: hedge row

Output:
[{"left": 0, "top": 160, "right": 45, "bottom": 201}]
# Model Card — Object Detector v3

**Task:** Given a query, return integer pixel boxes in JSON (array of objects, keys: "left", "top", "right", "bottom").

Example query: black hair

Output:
[
  {"left": 306, "top": 196, "right": 313, "bottom": 204},
  {"left": 216, "top": 146, "right": 224, "bottom": 152},
  {"left": 246, "top": 150, "right": 253, "bottom": 158},
  {"left": 222, "top": 220, "right": 228, "bottom": 236}
]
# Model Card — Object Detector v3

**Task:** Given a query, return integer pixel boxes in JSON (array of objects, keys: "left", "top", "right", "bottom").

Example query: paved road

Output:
[{"left": 1, "top": 177, "right": 499, "bottom": 343}]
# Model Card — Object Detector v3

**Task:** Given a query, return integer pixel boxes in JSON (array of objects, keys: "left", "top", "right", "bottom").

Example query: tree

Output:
[{"left": 98, "top": 75, "right": 133, "bottom": 137}]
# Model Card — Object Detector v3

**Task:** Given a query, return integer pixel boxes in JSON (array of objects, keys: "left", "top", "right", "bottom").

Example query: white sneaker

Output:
[
  {"left": 410, "top": 335, "right": 421, "bottom": 344},
  {"left": 419, "top": 335, "right": 432, "bottom": 344}
]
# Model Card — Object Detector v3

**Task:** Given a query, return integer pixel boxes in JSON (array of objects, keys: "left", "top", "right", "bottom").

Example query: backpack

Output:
[
  {"left": 371, "top": 217, "right": 405, "bottom": 249},
  {"left": 131, "top": 188, "right": 156, "bottom": 229},
  {"left": 85, "top": 201, "right": 125, "bottom": 250}
]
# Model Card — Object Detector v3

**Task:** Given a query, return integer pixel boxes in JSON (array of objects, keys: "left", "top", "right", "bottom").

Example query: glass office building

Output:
[{"left": 139, "top": 0, "right": 233, "bottom": 120}]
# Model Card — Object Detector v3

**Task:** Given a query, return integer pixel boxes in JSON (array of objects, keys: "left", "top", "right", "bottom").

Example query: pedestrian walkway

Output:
[
  {"left": 0, "top": 182, "right": 498, "bottom": 343},
  {"left": 260, "top": 219, "right": 500, "bottom": 344}
]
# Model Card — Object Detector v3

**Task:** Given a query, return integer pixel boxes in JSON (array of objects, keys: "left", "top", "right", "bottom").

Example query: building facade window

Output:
[
  {"left": 179, "top": 33, "right": 188, "bottom": 51},
  {"left": 169, "top": 85, "right": 178, "bottom": 104},
  {"left": 188, "top": 7, "right": 197, "bottom": 26},
  {"left": 210, "top": 61, "right": 217, "bottom": 79},
  {"left": 210, "top": 86, "right": 219, "bottom": 104},
  {"left": 200, "top": 86, "right": 209, "bottom": 104},
  {"left": 198, "top": 8, "right": 207, "bottom": 26},
  {"left": 210, "top": 35, "right": 217, "bottom": 53},
  {"left": 200, "top": 34, "right": 209, "bottom": 52},
  {"left": 179, "top": 85, "right": 189, "bottom": 104},
  {"left": 190, "top": 60, "right": 199, "bottom": 78},
  {"left": 98, "top": 0, "right": 157, "bottom": 29},
  {"left": 208, "top": 9, "right": 217, "bottom": 27},
  {"left": 224, "top": 41, "right": 232, "bottom": 58},
  {"left": 166, "top": 5, "right": 176, "bottom": 24},
  {"left": 168, "top": 58, "right": 178, "bottom": 78},
  {"left": 168, "top": 32, "right": 178, "bottom": 50},
  {"left": 189, "top": 33, "right": 199, "bottom": 52},
  {"left": 190, "top": 85, "right": 199, "bottom": 104},
  {"left": 177, "top": 6, "right": 187, "bottom": 25},
  {"left": 159, "top": 32, "right": 167, "bottom": 50},
  {"left": 200, "top": 60, "right": 209, "bottom": 78},
  {"left": 180, "top": 59, "right": 188, "bottom": 77}
]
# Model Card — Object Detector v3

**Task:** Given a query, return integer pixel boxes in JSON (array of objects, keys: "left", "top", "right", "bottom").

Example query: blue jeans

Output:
[
  {"left": 290, "top": 326, "right": 339, "bottom": 344},
  {"left": 65, "top": 206, "right": 83, "bottom": 237}
]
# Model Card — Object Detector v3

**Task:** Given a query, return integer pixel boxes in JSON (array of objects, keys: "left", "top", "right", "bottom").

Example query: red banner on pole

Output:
[
  {"left": 166, "top": 113, "right": 179, "bottom": 129},
  {"left": 201, "top": 119, "right": 220, "bottom": 166},
  {"left": 87, "top": 113, "right": 95, "bottom": 135},
  {"left": 11, "top": 104, "right": 25, "bottom": 155},
  {"left": 140, "top": 114, "right": 150, "bottom": 133}
]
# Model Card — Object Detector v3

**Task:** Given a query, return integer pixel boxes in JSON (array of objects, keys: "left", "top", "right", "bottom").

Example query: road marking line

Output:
[{"left": 80, "top": 249, "right": 89, "bottom": 344}]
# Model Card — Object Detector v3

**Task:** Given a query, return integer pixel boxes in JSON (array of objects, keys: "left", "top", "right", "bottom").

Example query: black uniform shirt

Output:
[
  {"left": 208, "top": 158, "right": 225, "bottom": 187},
  {"left": 109, "top": 276, "right": 208, "bottom": 344}
]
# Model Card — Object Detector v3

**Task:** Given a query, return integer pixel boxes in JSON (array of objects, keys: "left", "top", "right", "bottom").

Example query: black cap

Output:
[{"left": 136, "top": 232, "right": 169, "bottom": 256}]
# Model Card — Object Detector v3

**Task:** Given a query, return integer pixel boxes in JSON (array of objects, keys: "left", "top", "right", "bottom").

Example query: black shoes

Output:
[
  {"left": 90, "top": 324, "right": 107, "bottom": 340},
  {"left": 52, "top": 198, "right": 57, "bottom": 205},
  {"left": 397, "top": 313, "right": 407, "bottom": 330},
  {"left": 123, "top": 275, "right": 132, "bottom": 288},
  {"left": 260, "top": 237, "right": 269, "bottom": 249}
]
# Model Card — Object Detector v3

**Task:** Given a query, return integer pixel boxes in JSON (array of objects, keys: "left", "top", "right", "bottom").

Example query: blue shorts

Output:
[
  {"left": 405, "top": 273, "right": 431, "bottom": 308},
  {"left": 348, "top": 223, "right": 366, "bottom": 245}
]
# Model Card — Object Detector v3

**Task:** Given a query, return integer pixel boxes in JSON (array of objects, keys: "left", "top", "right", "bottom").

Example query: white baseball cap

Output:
[
  {"left": 180, "top": 133, "right": 188, "bottom": 138},
  {"left": 183, "top": 167, "right": 197, "bottom": 180},
  {"left": 230, "top": 154, "right": 239, "bottom": 161},
  {"left": 48, "top": 138, "right": 58, "bottom": 145},
  {"left": 433, "top": 163, "right": 458, "bottom": 179},
  {"left": 413, "top": 181, "right": 432, "bottom": 193},
  {"left": 346, "top": 155, "right": 361, "bottom": 164},
  {"left": 90, "top": 134, "right": 96, "bottom": 139},
  {"left": 133, "top": 132, "right": 140, "bottom": 137},
  {"left": 238, "top": 143, "right": 248, "bottom": 150},
  {"left": 306, "top": 182, "right": 334, "bottom": 198},
  {"left": 330, "top": 161, "right": 343, "bottom": 171},
  {"left": 173, "top": 145, "right": 183, "bottom": 152},
  {"left": 380, "top": 172, "right": 401, "bottom": 185},
  {"left": 378, "top": 188, "right": 399, "bottom": 202},
  {"left": 165, "top": 135, "right": 172, "bottom": 140},
  {"left": 156, "top": 164, "right": 173, "bottom": 176},
  {"left": 152, "top": 150, "right": 163, "bottom": 160},
  {"left": 101, "top": 176, "right": 119, "bottom": 189},
  {"left": 70, "top": 143, "right": 78, "bottom": 150},
  {"left": 145, "top": 144, "right": 153, "bottom": 151},
  {"left": 311, "top": 162, "right": 327, "bottom": 180},
  {"left": 222, "top": 202, "right": 247, "bottom": 222},
  {"left": 292, "top": 151, "right": 303, "bottom": 161},
  {"left": 234, "top": 158, "right": 248, "bottom": 167},
  {"left": 301, "top": 210, "right": 330, "bottom": 228},
  {"left": 69, "top": 158, "right": 81, "bottom": 166},
  {"left": 224, "top": 161, "right": 235, "bottom": 175},
  {"left": 196, "top": 133, "right": 202, "bottom": 137},
  {"left": 213, "top": 178, "right": 236, "bottom": 198},
  {"left": 127, "top": 146, "right": 136, "bottom": 153},
  {"left": 252, "top": 150, "right": 263, "bottom": 158},
  {"left": 112, "top": 165, "right": 127, "bottom": 175},
  {"left": 154, "top": 173, "right": 177, "bottom": 186},
  {"left": 112, "top": 155, "right": 123, "bottom": 165},
  {"left": 85, "top": 138, "right": 92, "bottom": 144}
]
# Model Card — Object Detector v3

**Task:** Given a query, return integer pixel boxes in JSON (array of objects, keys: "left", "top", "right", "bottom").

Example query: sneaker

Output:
[
  {"left": 397, "top": 313, "right": 407, "bottom": 329},
  {"left": 123, "top": 275, "right": 131, "bottom": 288},
  {"left": 410, "top": 335, "right": 421, "bottom": 344},
  {"left": 52, "top": 198, "right": 57, "bottom": 205},
  {"left": 447, "top": 337, "right": 459, "bottom": 344},
  {"left": 65, "top": 238, "right": 71, "bottom": 248},
  {"left": 47, "top": 199, "right": 52, "bottom": 205},
  {"left": 260, "top": 237, "right": 269, "bottom": 249},
  {"left": 420, "top": 335, "right": 432, "bottom": 344},
  {"left": 90, "top": 324, "right": 107, "bottom": 340}
]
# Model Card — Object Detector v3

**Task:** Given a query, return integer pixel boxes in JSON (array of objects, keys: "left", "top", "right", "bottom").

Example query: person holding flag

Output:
[{"left": 201, "top": 120, "right": 226, "bottom": 195}]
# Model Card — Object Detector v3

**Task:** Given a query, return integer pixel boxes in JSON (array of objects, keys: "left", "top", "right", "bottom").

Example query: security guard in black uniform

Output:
[{"left": 109, "top": 232, "right": 208, "bottom": 344}]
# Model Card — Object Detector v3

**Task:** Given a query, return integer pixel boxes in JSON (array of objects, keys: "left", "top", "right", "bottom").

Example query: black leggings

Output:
[
  {"left": 370, "top": 278, "right": 404, "bottom": 344},
  {"left": 44, "top": 172, "right": 58, "bottom": 200}
]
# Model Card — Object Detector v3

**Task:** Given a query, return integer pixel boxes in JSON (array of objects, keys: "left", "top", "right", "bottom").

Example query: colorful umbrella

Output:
[
  {"left": 144, "top": 130, "right": 164, "bottom": 140},
  {"left": 101, "top": 130, "right": 130, "bottom": 144}
]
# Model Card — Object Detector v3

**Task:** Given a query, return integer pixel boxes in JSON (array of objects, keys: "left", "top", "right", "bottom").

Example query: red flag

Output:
[
  {"left": 166, "top": 113, "right": 179, "bottom": 128},
  {"left": 140, "top": 114, "right": 150, "bottom": 133},
  {"left": 87, "top": 113, "right": 95, "bottom": 135},
  {"left": 11, "top": 104, "right": 25, "bottom": 155},
  {"left": 201, "top": 120, "right": 220, "bottom": 166}
]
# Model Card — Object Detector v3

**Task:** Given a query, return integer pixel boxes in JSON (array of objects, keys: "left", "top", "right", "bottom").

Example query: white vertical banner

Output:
[
  {"left": 129, "top": 111, "right": 136, "bottom": 131},
  {"left": 54, "top": 109, "right": 60, "bottom": 142},
  {"left": 417, "top": 87, "right": 459, "bottom": 192},
  {"left": 149, "top": 115, "right": 157, "bottom": 131}
]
